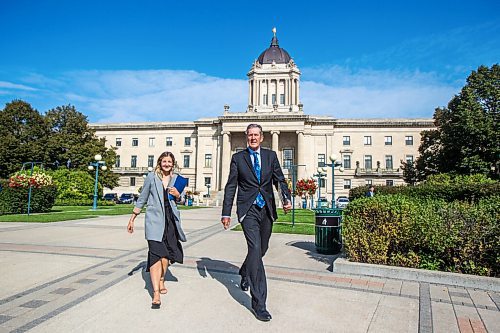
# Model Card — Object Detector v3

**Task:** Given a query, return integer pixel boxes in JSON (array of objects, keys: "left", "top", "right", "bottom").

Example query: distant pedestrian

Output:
[
  {"left": 365, "top": 185, "right": 375, "bottom": 197},
  {"left": 127, "top": 152, "right": 186, "bottom": 309}
]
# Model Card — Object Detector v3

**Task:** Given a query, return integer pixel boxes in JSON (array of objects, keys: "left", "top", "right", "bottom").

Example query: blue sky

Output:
[{"left": 0, "top": 0, "right": 498, "bottom": 122}]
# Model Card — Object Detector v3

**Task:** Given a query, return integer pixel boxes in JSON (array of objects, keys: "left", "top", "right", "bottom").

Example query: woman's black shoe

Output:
[{"left": 252, "top": 308, "right": 272, "bottom": 321}]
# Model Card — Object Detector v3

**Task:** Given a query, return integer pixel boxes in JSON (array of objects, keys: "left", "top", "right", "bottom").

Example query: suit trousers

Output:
[{"left": 239, "top": 204, "right": 273, "bottom": 311}]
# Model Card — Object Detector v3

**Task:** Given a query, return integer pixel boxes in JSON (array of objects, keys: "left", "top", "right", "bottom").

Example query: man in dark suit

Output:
[
  {"left": 365, "top": 185, "right": 375, "bottom": 197},
  {"left": 221, "top": 123, "right": 292, "bottom": 322}
]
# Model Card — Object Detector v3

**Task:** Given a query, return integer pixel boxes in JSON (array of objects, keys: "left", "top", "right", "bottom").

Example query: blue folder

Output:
[{"left": 168, "top": 175, "right": 188, "bottom": 200}]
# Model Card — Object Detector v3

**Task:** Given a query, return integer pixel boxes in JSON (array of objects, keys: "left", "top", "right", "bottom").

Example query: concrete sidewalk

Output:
[{"left": 0, "top": 207, "right": 498, "bottom": 333}]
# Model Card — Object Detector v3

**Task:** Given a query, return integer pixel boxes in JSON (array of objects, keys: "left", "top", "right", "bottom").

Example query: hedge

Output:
[
  {"left": 55, "top": 198, "right": 116, "bottom": 206},
  {"left": 0, "top": 180, "right": 57, "bottom": 214},
  {"left": 349, "top": 182, "right": 500, "bottom": 202},
  {"left": 343, "top": 194, "right": 499, "bottom": 277}
]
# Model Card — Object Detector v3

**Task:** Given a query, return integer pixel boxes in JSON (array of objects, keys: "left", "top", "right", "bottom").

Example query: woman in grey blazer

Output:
[{"left": 127, "top": 152, "right": 187, "bottom": 309}]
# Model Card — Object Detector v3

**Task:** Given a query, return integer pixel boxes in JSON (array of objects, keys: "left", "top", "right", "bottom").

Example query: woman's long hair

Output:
[{"left": 155, "top": 151, "right": 176, "bottom": 178}]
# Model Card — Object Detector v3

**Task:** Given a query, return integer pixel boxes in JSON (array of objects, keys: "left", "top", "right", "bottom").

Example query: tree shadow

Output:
[
  {"left": 196, "top": 257, "right": 251, "bottom": 311},
  {"left": 128, "top": 260, "right": 179, "bottom": 298},
  {"left": 286, "top": 241, "right": 344, "bottom": 272}
]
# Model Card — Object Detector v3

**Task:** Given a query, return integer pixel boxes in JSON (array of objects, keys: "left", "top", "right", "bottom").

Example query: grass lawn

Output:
[
  {"left": 0, "top": 204, "right": 206, "bottom": 223},
  {"left": 231, "top": 208, "right": 315, "bottom": 235}
]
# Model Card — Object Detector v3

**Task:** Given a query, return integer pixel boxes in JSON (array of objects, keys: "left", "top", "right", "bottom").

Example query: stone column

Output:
[
  {"left": 248, "top": 81, "right": 252, "bottom": 106},
  {"left": 296, "top": 130, "right": 305, "bottom": 180},
  {"left": 270, "top": 130, "right": 280, "bottom": 153},
  {"left": 296, "top": 79, "right": 300, "bottom": 104},
  {"left": 220, "top": 131, "right": 231, "bottom": 190}
]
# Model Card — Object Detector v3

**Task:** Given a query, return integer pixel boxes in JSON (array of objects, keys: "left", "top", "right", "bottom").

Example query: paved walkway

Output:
[{"left": 0, "top": 207, "right": 498, "bottom": 332}]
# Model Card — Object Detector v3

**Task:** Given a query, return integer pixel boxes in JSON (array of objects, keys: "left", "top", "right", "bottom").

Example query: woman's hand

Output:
[
  {"left": 127, "top": 216, "right": 135, "bottom": 234},
  {"left": 168, "top": 187, "right": 180, "bottom": 199}
]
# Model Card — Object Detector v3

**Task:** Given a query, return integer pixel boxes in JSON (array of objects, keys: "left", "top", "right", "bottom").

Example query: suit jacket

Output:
[
  {"left": 222, "top": 148, "right": 291, "bottom": 222},
  {"left": 135, "top": 172, "right": 187, "bottom": 242}
]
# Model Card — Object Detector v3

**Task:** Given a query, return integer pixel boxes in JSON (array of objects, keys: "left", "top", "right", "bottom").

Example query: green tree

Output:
[
  {"left": 0, "top": 100, "right": 49, "bottom": 178},
  {"left": 48, "top": 168, "right": 99, "bottom": 199},
  {"left": 45, "top": 105, "right": 119, "bottom": 189},
  {"left": 416, "top": 64, "right": 500, "bottom": 179},
  {"left": 401, "top": 160, "right": 418, "bottom": 185}
]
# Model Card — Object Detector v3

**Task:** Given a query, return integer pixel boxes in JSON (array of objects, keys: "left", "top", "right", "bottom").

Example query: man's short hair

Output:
[{"left": 245, "top": 123, "right": 263, "bottom": 135}]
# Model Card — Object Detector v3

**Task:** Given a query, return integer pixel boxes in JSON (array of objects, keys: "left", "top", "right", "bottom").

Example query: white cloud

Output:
[
  {"left": 0, "top": 81, "right": 37, "bottom": 91},
  {"left": 2, "top": 66, "right": 459, "bottom": 121}
]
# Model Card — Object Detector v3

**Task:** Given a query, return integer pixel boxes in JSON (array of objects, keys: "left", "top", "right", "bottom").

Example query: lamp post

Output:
[
  {"left": 313, "top": 167, "right": 327, "bottom": 208},
  {"left": 289, "top": 163, "right": 306, "bottom": 227},
  {"left": 88, "top": 154, "right": 107, "bottom": 210},
  {"left": 206, "top": 184, "right": 211, "bottom": 197},
  {"left": 325, "top": 154, "right": 344, "bottom": 208}
]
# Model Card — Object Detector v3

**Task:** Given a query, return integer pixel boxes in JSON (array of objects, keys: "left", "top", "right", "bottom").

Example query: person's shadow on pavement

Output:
[
  {"left": 128, "top": 261, "right": 179, "bottom": 298},
  {"left": 196, "top": 257, "right": 251, "bottom": 311}
]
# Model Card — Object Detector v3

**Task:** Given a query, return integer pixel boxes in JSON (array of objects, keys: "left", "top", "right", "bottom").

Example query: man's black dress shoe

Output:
[
  {"left": 240, "top": 276, "right": 249, "bottom": 291},
  {"left": 252, "top": 308, "right": 272, "bottom": 322}
]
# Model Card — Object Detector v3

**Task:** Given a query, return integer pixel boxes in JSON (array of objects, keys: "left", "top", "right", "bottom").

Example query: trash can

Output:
[
  {"left": 187, "top": 198, "right": 193, "bottom": 206},
  {"left": 302, "top": 200, "right": 307, "bottom": 209},
  {"left": 313, "top": 208, "right": 343, "bottom": 254}
]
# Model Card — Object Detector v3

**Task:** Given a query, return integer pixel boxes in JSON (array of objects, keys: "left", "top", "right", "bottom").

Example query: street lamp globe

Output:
[
  {"left": 88, "top": 165, "right": 94, "bottom": 171},
  {"left": 101, "top": 165, "right": 107, "bottom": 171},
  {"left": 148, "top": 166, "right": 153, "bottom": 172},
  {"left": 322, "top": 167, "right": 327, "bottom": 173},
  {"left": 329, "top": 154, "right": 338, "bottom": 162},
  {"left": 339, "top": 166, "right": 344, "bottom": 172},
  {"left": 317, "top": 166, "right": 323, "bottom": 173},
  {"left": 94, "top": 154, "right": 102, "bottom": 161}
]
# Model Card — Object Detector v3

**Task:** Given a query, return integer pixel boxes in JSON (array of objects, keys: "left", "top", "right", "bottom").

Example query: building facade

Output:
[{"left": 91, "top": 30, "right": 434, "bottom": 203}]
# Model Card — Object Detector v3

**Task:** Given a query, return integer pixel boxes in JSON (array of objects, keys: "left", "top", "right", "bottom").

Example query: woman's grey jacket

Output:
[{"left": 134, "top": 172, "right": 186, "bottom": 242}]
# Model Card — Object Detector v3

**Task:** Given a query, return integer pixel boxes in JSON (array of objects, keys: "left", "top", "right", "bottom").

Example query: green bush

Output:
[
  {"left": 343, "top": 195, "right": 499, "bottom": 276},
  {"left": 48, "top": 168, "right": 101, "bottom": 200},
  {"left": 0, "top": 180, "right": 57, "bottom": 214},
  {"left": 55, "top": 198, "right": 116, "bottom": 206},
  {"left": 349, "top": 174, "right": 499, "bottom": 202}
]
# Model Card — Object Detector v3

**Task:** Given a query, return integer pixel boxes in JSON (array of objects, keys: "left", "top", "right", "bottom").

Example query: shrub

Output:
[
  {"left": 54, "top": 198, "right": 116, "bottom": 206},
  {"left": 343, "top": 195, "right": 499, "bottom": 276},
  {"left": 349, "top": 174, "right": 499, "bottom": 202},
  {"left": 48, "top": 168, "right": 100, "bottom": 200},
  {"left": 0, "top": 180, "right": 57, "bottom": 214}
]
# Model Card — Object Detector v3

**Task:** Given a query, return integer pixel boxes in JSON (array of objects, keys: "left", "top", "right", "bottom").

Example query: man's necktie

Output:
[{"left": 249, "top": 149, "right": 265, "bottom": 208}]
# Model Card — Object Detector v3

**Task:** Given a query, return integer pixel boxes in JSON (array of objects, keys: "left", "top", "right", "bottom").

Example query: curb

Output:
[{"left": 333, "top": 258, "right": 500, "bottom": 292}]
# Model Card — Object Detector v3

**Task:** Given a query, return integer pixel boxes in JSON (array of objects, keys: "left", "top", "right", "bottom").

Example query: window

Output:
[
  {"left": 384, "top": 136, "right": 392, "bottom": 145},
  {"left": 364, "top": 136, "right": 372, "bottom": 145},
  {"left": 184, "top": 137, "right": 191, "bottom": 146},
  {"left": 405, "top": 135, "right": 414, "bottom": 145},
  {"left": 342, "top": 136, "right": 350, "bottom": 146},
  {"left": 115, "top": 138, "right": 122, "bottom": 147},
  {"left": 148, "top": 155, "right": 154, "bottom": 168},
  {"left": 148, "top": 137, "right": 155, "bottom": 147},
  {"left": 280, "top": 94, "right": 285, "bottom": 105},
  {"left": 386, "top": 180, "right": 394, "bottom": 186},
  {"left": 405, "top": 155, "right": 414, "bottom": 164},
  {"left": 343, "top": 179, "right": 351, "bottom": 189},
  {"left": 132, "top": 138, "right": 138, "bottom": 147},
  {"left": 272, "top": 94, "right": 277, "bottom": 105},
  {"left": 131, "top": 155, "right": 137, "bottom": 168},
  {"left": 204, "top": 177, "right": 211, "bottom": 186},
  {"left": 263, "top": 94, "right": 268, "bottom": 105},
  {"left": 130, "top": 177, "right": 136, "bottom": 187},
  {"left": 385, "top": 155, "right": 393, "bottom": 169},
  {"left": 319, "top": 178, "right": 326, "bottom": 188},
  {"left": 166, "top": 137, "right": 173, "bottom": 146},
  {"left": 317, "top": 154, "right": 325, "bottom": 167},
  {"left": 283, "top": 149, "right": 294, "bottom": 169},
  {"left": 115, "top": 155, "right": 120, "bottom": 168},
  {"left": 364, "top": 155, "right": 372, "bottom": 169},
  {"left": 204, "top": 154, "right": 212, "bottom": 168},
  {"left": 183, "top": 155, "right": 190, "bottom": 168},
  {"left": 366, "top": 179, "right": 373, "bottom": 186},
  {"left": 343, "top": 155, "right": 351, "bottom": 169}
]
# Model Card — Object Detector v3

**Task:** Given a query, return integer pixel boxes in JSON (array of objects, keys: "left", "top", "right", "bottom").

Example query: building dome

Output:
[{"left": 257, "top": 30, "right": 291, "bottom": 65}]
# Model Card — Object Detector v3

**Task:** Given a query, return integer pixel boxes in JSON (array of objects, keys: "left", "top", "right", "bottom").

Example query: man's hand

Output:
[
  {"left": 283, "top": 200, "right": 292, "bottom": 214},
  {"left": 221, "top": 217, "right": 231, "bottom": 230}
]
